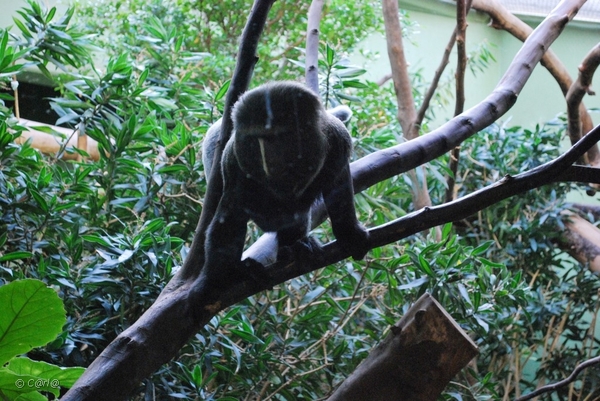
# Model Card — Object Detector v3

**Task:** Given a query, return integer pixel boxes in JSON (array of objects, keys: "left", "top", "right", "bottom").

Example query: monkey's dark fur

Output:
[{"left": 202, "top": 81, "right": 369, "bottom": 285}]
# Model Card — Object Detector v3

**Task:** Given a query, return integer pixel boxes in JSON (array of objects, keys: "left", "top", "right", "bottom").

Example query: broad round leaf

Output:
[{"left": 0, "top": 279, "right": 66, "bottom": 365}]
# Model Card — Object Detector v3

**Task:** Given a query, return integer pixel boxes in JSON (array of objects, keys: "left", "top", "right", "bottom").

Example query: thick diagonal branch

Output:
[{"left": 471, "top": 0, "right": 599, "bottom": 164}]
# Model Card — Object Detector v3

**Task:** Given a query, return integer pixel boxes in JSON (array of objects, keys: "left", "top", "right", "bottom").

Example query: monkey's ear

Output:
[{"left": 327, "top": 105, "right": 353, "bottom": 124}]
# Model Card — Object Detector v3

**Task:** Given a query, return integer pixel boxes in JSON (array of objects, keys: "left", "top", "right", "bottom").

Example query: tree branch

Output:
[
  {"left": 446, "top": 0, "right": 472, "bottom": 202},
  {"left": 382, "top": 0, "right": 434, "bottom": 211},
  {"left": 566, "top": 42, "right": 600, "bottom": 165},
  {"left": 470, "top": 0, "right": 598, "bottom": 164},
  {"left": 326, "top": 294, "right": 478, "bottom": 401},
  {"left": 172, "top": 0, "right": 273, "bottom": 284},
  {"left": 305, "top": 0, "right": 324, "bottom": 94},
  {"left": 515, "top": 355, "right": 600, "bottom": 401},
  {"left": 415, "top": 30, "right": 455, "bottom": 126}
]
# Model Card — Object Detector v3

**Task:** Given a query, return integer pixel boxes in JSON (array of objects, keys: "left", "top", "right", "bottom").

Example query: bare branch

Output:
[
  {"left": 454, "top": 0, "right": 468, "bottom": 118},
  {"left": 382, "top": 0, "right": 417, "bottom": 139},
  {"left": 305, "top": 0, "right": 324, "bottom": 94},
  {"left": 470, "top": 0, "right": 599, "bottom": 164},
  {"left": 352, "top": 0, "right": 586, "bottom": 193},
  {"left": 416, "top": 31, "right": 455, "bottom": 126},
  {"left": 566, "top": 42, "right": 600, "bottom": 164},
  {"left": 382, "top": 0, "right": 434, "bottom": 211},
  {"left": 446, "top": 0, "right": 472, "bottom": 202},
  {"left": 326, "top": 294, "right": 478, "bottom": 401},
  {"left": 515, "top": 355, "right": 600, "bottom": 401},
  {"left": 173, "top": 0, "right": 274, "bottom": 283}
]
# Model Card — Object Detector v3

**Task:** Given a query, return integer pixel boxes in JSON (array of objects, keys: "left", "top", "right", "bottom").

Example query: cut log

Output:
[
  {"left": 14, "top": 118, "right": 99, "bottom": 161},
  {"left": 327, "top": 293, "right": 478, "bottom": 401}
]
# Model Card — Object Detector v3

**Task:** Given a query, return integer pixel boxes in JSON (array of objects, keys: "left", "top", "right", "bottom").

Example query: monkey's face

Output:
[
  {"left": 231, "top": 82, "right": 329, "bottom": 200},
  {"left": 234, "top": 122, "right": 327, "bottom": 199}
]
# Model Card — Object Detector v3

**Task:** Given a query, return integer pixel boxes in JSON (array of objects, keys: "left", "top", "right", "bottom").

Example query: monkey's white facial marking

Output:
[
  {"left": 264, "top": 91, "right": 274, "bottom": 130},
  {"left": 258, "top": 138, "right": 271, "bottom": 177}
]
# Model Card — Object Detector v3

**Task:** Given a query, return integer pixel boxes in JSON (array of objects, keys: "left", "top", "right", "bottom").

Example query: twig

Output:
[
  {"left": 515, "top": 355, "right": 600, "bottom": 401},
  {"left": 415, "top": 30, "right": 456, "bottom": 126}
]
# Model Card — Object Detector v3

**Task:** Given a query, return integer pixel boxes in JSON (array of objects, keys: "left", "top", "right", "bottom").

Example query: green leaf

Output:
[
  {"left": 157, "top": 165, "right": 189, "bottom": 174},
  {"left": 45, "top": 6, "right": 57, "bottom": 23},
  {"left": 81, "top": 235, "right": 111, "bottom": 247},
  {"left": 138, "top": 68, "right": 149, "bottom": 86},
  {"left": 0, "top": 367, "right": 46, "bottom": 400},
  {"left": 0, "top": 251, "right": 34, "bottom": 262},
  {"left": 417, "top": 253, "right": 434, "bottom": 277},
  {"left": 340, "top": 79, "right": 369, "bottom": 89},
  {"left": 214, "top": 80, "right": 230, "bottom": 102},
  {"left": 326, "top": 44, "right": 335, "bottom": 66},
  {"left": 441, "top": 223, "right": 453, "bottom": 241},
  {"left": 0, "top": 30, "right": 8, "bottom": 61},
  {"left": 471, "top": 241, "right": 493, "bottom": 257},
  {"left": 0, "top": 279, "right": 66, "bottom": 365},
  {"left": 7, "top": 358, "right": 85, "bottom": 394},
  {"left": 12, "top": 18, "right": 32, "bottom": 39},
  {"left": 27, "top": 187, "right": 48, "bottom": 212}
]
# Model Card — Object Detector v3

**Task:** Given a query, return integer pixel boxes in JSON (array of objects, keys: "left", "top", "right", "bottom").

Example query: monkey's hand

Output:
[{"left": 336, "top": 225, "right": 370, "bottom": 261}]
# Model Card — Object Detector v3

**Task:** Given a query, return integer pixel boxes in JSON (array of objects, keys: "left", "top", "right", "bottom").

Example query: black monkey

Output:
[{"left": 201, "top": 81, "right": 369, "bottom": 285}]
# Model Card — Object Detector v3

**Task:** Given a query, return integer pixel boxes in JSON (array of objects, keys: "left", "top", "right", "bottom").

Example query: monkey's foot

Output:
[
  {"left": 240, "top": 258, "right": 275, "bottom": 289},
  {"left": 278, "top": 236, "right": 323, "bottom": 264}
]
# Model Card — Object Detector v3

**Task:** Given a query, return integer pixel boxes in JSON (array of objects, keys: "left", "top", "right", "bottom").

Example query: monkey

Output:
[{"left": 201, "top": 81, "right": 369, "bottom": 286}]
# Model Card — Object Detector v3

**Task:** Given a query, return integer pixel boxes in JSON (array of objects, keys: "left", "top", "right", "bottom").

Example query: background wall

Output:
[{"left": 354, "top": 0, "right": 600, "bottom": 130}]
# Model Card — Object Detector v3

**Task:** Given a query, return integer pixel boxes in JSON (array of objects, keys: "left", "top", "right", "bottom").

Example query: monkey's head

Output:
[{"left": 232, "top": 82, "right": 329, "bottom": 199}]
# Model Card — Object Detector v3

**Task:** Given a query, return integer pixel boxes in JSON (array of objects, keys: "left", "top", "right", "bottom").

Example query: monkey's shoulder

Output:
[{"left": 321, "top": 113, "right": 353, "bottom": 153}]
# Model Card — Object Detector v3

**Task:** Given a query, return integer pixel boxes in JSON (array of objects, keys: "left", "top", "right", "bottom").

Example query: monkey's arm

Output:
[{"left": 322, "top": 164, "right": 370, "bottom": 260}]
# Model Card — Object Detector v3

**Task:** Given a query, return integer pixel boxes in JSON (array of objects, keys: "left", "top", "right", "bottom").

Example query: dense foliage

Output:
[{"left": 0, "top": 1, "right": 599, "bottom": 400}]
